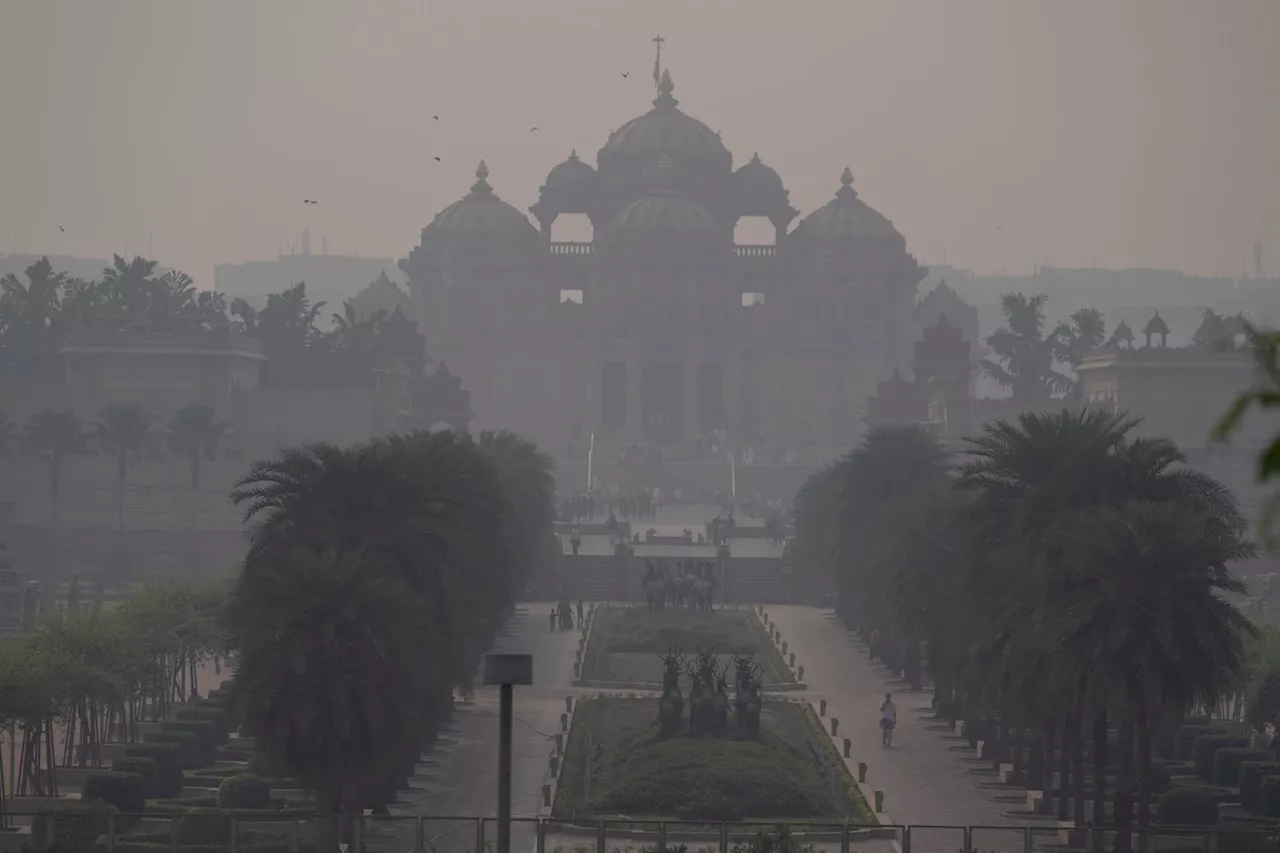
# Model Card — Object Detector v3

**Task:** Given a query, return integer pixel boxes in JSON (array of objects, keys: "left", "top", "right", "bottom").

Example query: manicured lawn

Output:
[{"left": 553, "top": 697, "right": 872, "bottom": 823}]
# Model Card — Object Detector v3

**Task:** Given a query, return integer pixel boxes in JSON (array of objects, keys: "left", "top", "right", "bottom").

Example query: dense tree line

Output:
[
  {"left": 795, "top": 412, "right": 1256, "bottom": 847},
  {"left": 0, "top": 256, "right": 467, "bottom": 407},
  {"left": 222, "top": 429, "right": 557, "bottom": 819}
]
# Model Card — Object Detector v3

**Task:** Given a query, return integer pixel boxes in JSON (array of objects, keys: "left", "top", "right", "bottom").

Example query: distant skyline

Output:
[{"left": 2, "top": 0, "right": 1278, "bottom": 287}]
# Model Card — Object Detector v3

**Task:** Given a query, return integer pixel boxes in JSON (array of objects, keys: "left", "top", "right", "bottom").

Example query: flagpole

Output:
[{"left": 587, "top": 432, "right": 595, "bottom": 492}]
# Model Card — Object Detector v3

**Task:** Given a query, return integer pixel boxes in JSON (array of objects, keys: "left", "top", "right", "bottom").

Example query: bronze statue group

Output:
[
  {"left": 641, "top": 558, "right": 718, "bottom": 613},
  {"left": 656, "top": 647, "right": 764, "bottom": 740}
]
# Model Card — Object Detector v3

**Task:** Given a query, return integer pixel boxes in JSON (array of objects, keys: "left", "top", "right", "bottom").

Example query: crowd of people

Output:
[{"left": 559, "top": 488, "right": 662, "bottom": 523}]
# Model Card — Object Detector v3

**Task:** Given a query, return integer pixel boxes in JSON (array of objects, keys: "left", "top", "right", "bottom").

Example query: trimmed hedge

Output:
[
  {"left": 111, "top": 757, "right": 158, "bottom": 799},
  {"left": 163, "top": 719, "right": 218, "bottom": 767},
  {"left": 176, "top": 807, "right": 233, "bottom": 845},
  {"left": 30, "top": 800, "right": 119, "bottom": 851},
  {"left": 1158, "top": 787, "right": 1219, "bottom": 826},
  {"left": 176, "top": 707, "right": 230, "bottom": 745},
  {"left": 218, "top": 774, "right": 272, "bottom": 810},
  {"left": 143, "top": 729, "right": 202, "bottom": 769},
  {"left": 1213, "top": 748, "right": 1273, "bottom": 786},
  {"left": 125, "top": 743, "right": 185, "bottom": 799},
  {"left": 1261, "top": 776, "right": 1280, "bottom": 819},
  {"left": 83, "top": 770, "right": 147, "bottom": 814},
  {"left": 1178, "top": 724, "right": 1228, "bottom": 760},
  {"left": 1239, "top": 761, "right": 1280, "bottom": 813},
  {"left": 1193, "top": 735, "right": 1249, "bottom": 781},
  {"left": 1248, "top": 670, "right": 1280, "bottom": 729}
]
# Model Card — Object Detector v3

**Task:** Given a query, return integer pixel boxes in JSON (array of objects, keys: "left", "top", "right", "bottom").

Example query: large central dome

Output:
[{"left": 598, "top": 70, "right": 729, "bottom": 164}]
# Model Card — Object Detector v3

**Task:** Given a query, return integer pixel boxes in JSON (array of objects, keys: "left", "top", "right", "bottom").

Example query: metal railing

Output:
[{"left": 6, "top": 813, "right": 1276, "bottom": 853}]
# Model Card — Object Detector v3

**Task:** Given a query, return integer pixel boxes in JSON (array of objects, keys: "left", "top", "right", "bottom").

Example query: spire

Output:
[
  {"left": 834, "top": 166, "right": 858, "bottom": 202},
  {"left": 567, "top": 149, "right": 579, "bottom": 162},
  {"left": 469, "top": 160, "right": 493, "bottom": 197},
  {"left": 653, "top": 69, "right": 678, "bottom": 109}
]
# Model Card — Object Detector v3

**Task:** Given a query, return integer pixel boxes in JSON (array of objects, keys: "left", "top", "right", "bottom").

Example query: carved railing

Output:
[
  {"left": 734, "top": 244, "right": 776, "bottom": 259},
  {"left": 549, "top": 241, "right": 593, "bottom": 256}
]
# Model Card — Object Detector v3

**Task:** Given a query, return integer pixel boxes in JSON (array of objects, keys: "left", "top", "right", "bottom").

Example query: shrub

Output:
[
  {"left": 144, "top": 729, "right": 202, "bottom": 769},
  {"left": 217, "top": 774, "right": 272, "bottom": 810},
  {"left": 1248, "top": 669, "right": 1280, "bottom": 729},
  {"left": 125, "top": 743, "right": 184, "bottom": 799},
  {"left": 162, "top": 720, "right": 218, "bottom": 767},
  {"left": 1261, "top": 776, "right": 1280, "bottom": 819},
  {"left": 30, "top": 800, "right": 119, "bottom": 851},
  {"left": 1194, "top": 735, "right": 1249, "bottom": 780},
  {"left": 82, "top": 771, "right": 147, "bottom": 815},
  {"left": 1239, "top": 762, "right": 1280, "bottom": 813},
  {"left": 175, "top": 807, "right": 233, "bottom": 846},
  {"left": 110, "top": 757, "right": 158, "bottom": 799},
  {"left": 1158, "top": 787, "right": 1219, "bottom": 826},
  {"left": 1213, "top": 748, "right": 1273, "bottom": 786},
  {"left": 1178, "top": 725, "right": 1227, "bottom": 760},
  {"left": 176, "top": 707, "right": 230, "bottom": 745}
]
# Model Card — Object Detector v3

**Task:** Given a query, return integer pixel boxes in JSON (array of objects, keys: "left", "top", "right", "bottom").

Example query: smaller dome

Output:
[
  {"left": 425, "top": 161, "right": 539, "bottom": 240},
  {"left": 734, "top": 153, "right": 786, "bottom": 199},
  {"left": 790, "top": 167, "right": 903, "bottom": 245},
  {"left": 543, "top": 150, "right": 595, "bottom": 194},
  {"left": 613, "top": 192, "right": 718, "bottom": 235}
]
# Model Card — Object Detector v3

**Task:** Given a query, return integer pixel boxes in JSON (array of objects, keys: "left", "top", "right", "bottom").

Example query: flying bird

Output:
[
  {"left": 530, "top": 126, "right": 539, "bottom": 132},
  {"left": 434, "top": 156, "right": 442, "bottom": 162},
  {"left": 621, "top": 71, "right": 629, "bottom": 78},
  {"left": 993, "top": 225, "right": 1005, "bottom": 231},
  {"left": 57, "top": 225, "right": 66, "bottom": 232},
  {"left": 432, "top": 115, "right": 439, "bottom": 120}
]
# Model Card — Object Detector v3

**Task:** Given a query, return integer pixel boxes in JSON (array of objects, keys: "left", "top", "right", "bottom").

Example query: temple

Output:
[{"left": 400, "top": 68, "right": 950, "bottom": 462}]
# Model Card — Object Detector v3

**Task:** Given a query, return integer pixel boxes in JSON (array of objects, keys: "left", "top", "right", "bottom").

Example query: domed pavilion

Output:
[{"left": 400, "top": 62, "right": 934, "bottom": 462}]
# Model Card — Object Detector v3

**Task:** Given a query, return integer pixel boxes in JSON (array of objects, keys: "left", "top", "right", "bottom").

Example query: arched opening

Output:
[
  {"left": 559, "top": 289, "right": 584, "bottom": 304},
  {"left": 733, "top": 215, "right": 776, "bottom": 247},
  {"left": 551, "top": 213, "right": 594, "bottom": 244}
]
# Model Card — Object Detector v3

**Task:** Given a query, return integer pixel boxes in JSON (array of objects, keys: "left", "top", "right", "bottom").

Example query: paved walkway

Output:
[
  {"left": 766, "top": 605, "right": 1045, "bottom": 830},
  {"left": 373, "top": 603, "right": 579, "bottom": 853}
]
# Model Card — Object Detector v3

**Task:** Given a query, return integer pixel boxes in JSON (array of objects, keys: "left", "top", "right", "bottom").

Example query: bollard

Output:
[
  {"left": 843, "top": 738, "right": 851, "bottom": 758},
  {"left": 542, "top": 784, "right": 552, "bottom": 807},
  {"left": 565, "top": 696, "right": 574, "bottom": 713},
  {"left": 830, "top": 718, "right": 839, "bottom": 736},
  {"left": 858, "top": 762, "right": 867, "bottom": 783},
  {"left": 554, "top": 732, "right": 564, "bottom": 755},
  {"left": 789, "top": 652, "right": 796, "bottom": 668},
  {"left": 819, "top": 699, "right": 827, "bottom": 717},
  {"left": 549, "top": 755, "right": 559, "bottom": 777},
  {"left": 573, "top": 662, "right": 580, "bottom": 678},
  {"left": 782, "top": 641, "right": 788, "bottom": 655},
  {"left": 874, "top": 790, "right": 884, "bottom": 813},
  {"left": 561, "top": 712, "right": 569, "bottom": 731},
  {"left": 774, "top": 630, "right": 781, "bottom": 643},
  {"left": 758, "top": 605, "right": 764, "bottom": 615},
  {"left": 798, "top": 665, "right": 804, "bottom": 682}
]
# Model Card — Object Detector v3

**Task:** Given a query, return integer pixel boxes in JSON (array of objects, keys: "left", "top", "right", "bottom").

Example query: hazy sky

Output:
[{"left": 2, "top": 0, "right": 1278, "bottom": 287}]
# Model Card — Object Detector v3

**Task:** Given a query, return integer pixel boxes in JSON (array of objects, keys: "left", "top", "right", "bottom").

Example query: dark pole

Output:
[{"left": 497, "top": 682, "right": 513, "bottom": 853}]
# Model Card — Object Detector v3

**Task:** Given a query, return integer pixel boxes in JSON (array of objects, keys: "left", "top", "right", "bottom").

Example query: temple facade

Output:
[{"left": 400, "top": 70, "right": 941, "bottom": 458}]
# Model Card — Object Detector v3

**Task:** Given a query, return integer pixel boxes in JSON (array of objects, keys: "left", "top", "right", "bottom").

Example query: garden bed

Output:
[
  {"left": 579, "top": 607, "right": 796, "bottom": 688},
  {"left": 553, "top": 696, "right": 873, "bottom": 824}
]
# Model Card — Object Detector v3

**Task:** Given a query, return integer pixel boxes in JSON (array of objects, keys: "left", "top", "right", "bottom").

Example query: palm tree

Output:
[
  {"left": 227, "top": 546, "right": 428, "bottom": 824},
  {"left": 24, "top": 411, "right": 93, "bottom": 568},
  {"left": 1050, "top": 500, "right": 1255, "bottom": 845},
  {"left": 0, "top": 257, "right": 66, "bottom": 379},
  {"left": 94, "top": 402, "right": 154, "bottom": 530},
  {"left": 979, "top": 293, "right": 1074, "bottom": 402},
  {"left": 166, "top": 405, "right": 228, "bottom": 527},
  {"left": 99, "top": 255, "right": 158, "bottom": 319},
  {"left": 149, "top": 269, "right": 197, "bottom": 328}
]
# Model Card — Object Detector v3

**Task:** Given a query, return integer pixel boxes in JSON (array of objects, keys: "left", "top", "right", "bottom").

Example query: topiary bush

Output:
[
  {"left": 82, "top": 770, "right": 146, "bottom": 814},
  {"left": 1248, "top": 669, "right": 1280, "bottom": 729},
  {"left": 1213, "top": 748, "right": 1273, "bottom": 786},
  {"left": 217, "top": 773, "right": 272, "bottom": 810},
  {"left": 1158, "top": 787, "right": 1220, "bottom": 826},
  {"left": 1261, "top": 776, "right": 1280, "bottom": 819},
  {"left": 30, "top": 800, "right": 119, "bottom": 851},
  {"left": 1239, "top": 761, "right": 1280, "bottom": 813},
  {"left": 144, "top": 729, "right": 202, "bottom": 769},
  {"left": 110, "top": 757, "right": 158, "bottom": 799},
  {"left": 176, "top": 707, "right": 230, "bottom": 745},
  {"left": 125, "top": 743, "right": 184, "bottom": 799},
  {"left": 162, "top": 720, "right": 218, "bottom": 767},
  {"left": 1178, "top": 724, "right": 1228, "bottom": 760},
  {"left": 1194, "top": 735, "right": 1249, "bottom": 781}
]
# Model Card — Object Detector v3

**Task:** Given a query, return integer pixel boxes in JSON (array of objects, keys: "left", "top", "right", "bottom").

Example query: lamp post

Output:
[{"left": 483, "top": 654, "right": 533, "bottom": 853}]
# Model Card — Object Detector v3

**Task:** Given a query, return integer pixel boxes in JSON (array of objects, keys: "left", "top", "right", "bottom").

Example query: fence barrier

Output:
[{"left": 3, "top": 813, "right": 1274, "bottom": 853}]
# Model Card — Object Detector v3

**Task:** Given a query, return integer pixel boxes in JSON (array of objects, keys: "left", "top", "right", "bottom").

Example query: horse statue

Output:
[
  {"left": 657, "top": 646, "right": 685, "bottom": 738},
  {"left": 711, "top": 664, "right": 731, "bottom": 736},
  {"left": 733, "top": 652, "right": 765, "bottom": 739}
]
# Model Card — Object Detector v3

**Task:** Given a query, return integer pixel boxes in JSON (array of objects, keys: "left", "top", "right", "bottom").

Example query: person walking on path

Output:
[
  {"left": 576, "top": 600, "right": 585, "bottom": 629},
  {"left": 880, "top": 691, "right": 897, "bottom": 747}
]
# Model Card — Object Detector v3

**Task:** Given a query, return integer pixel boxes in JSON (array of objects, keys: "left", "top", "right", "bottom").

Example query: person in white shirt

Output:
[{"left": 880, "top": 692, "right": 897, "bottom": 747}]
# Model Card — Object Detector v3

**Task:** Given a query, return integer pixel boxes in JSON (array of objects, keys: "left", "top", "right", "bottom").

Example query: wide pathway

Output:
[
  {"left": 767, "top": 605, "right": 1046, "bottom": 831},
  {"left": 372, "top": 603, "right": 578, "bottom": 853}
]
